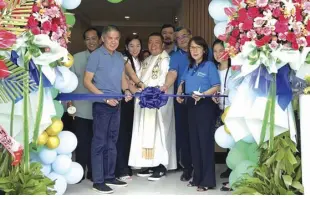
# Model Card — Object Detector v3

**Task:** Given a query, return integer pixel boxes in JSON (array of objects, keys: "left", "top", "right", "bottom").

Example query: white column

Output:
[{"left": 299, "top": 94, "right": 310, "bottom": 195}]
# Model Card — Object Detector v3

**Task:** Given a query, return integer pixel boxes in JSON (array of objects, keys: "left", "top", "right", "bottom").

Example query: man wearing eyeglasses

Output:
[{"left": 160, "top": 27, "right": 193, "bottom": 181}]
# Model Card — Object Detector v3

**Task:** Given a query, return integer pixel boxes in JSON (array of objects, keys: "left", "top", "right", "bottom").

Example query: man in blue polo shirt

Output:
[
  {"left": 160, "top": 27, "right": 193, "bottom": 182},
  {"left": 84, "top": 25, "right": 132, "bottom": 194}
]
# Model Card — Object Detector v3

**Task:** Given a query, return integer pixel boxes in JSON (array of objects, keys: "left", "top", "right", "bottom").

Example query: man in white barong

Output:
[{"left": 128, "top": 32, "right": 177, "bottom": 181}]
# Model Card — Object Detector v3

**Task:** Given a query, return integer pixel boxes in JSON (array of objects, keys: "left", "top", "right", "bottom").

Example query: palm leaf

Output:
[
  {"left": 0, "top": 0, "right": 35, "bottom": 36},
  {"left": 0, "top": 59, "right": 38, "bottom": 103}
]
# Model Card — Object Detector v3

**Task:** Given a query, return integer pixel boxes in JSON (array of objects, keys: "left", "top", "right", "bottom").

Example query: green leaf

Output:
[
  {"left": 282, "top": 175, "right": 293, "bottom": 188},
  {"left": 286, "top": 148, "right": 297, "bottom": 165},
  {"left": 265, "top": 153, "right": 277, "bottom": 167},
  {"left": 291, "top": 181, "right": 304, "bottom": 193},
  {"left": 276, "top": 148, "right": 285, "bottom": 162}
]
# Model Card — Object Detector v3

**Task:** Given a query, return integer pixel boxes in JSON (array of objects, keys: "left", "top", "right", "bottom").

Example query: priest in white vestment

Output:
[{"left": 128, "top": 32, "right": 177, "bottom": 181}]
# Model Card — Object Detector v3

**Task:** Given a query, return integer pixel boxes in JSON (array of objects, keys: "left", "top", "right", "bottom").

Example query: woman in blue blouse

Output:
[{"left": 176, "top": 36, "right": 220, "bottom": 191}]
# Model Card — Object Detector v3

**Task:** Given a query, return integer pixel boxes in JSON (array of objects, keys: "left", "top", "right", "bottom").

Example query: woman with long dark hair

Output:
[
  {"left": 116, "top": 35, "right": 143, "bottom": 181},
  {"left": 176, "top": 36, "right": 220, "bottom": 191}
]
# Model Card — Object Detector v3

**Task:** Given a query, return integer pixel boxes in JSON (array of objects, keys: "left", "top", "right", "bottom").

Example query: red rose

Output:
[
  {"left": 272, "top": 8, "right": 281, "bottom": 18},
  {"left": 255, "top": 35, "right": 271, "bottom": 47},
  {"left": 248, "top": 7, "right": 260, "bottom": 19},
  {"left": 278, "top": 15, "right": 288, "bottom": 23},
  {"left": 296, "top": 7, "right": 302, "bottom": 22},
  {"left": 307, "top": 21, "right": 310, "bottom": 31},
  {"left": 27, "top": 16, "right": 38, "bottom": 28},
  {"left": 275, "top": 21, "right": 288, "bottom": 33},
  {"left": 228, "top": 36, "right": 238, "bottom": 46},
  {"left": 238, "top": 8, "right": 248, "bottom": 22},
  {"left": 286, "top": 32, "right": 296, "bottom": 42},
  {"left": 230, "top": 20, "right": 240, "bottom": 27},
  {"left": 0, "top": 30, "right": 17, "bottom": 49},
  {"left": 242, "top": 19, "right": 253, "bottom": 31},
  {"left": 51, "top": 23, "right": 58, "bottom": 32},
  {"left": 32, "top": 4, "right": 40, "bottom": 12},
  {"left": 42, "top": 21, "right": 52, "bottom": 32},
  {"left": 306, "top": 36, "right": 310, "bottom": 47},
  {"left": 292, "top": 41, "right": 299, "bottom": 50},
  {"left": 231, "top": 29, "right": 240, "bottom": 37},
  {"left": 31, "top": 27, "right": 41, "bottom": 35}
]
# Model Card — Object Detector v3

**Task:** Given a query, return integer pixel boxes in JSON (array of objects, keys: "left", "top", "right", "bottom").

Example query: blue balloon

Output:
[
  {"left": 62, "top": 0, "right": 81, "bottom": 10},
  {"left": 63, "top": 162, "right": 84, "bottom": 184},
  {"left": 52, "top": 155, "right": 72, "bottom": 175},
  {"left": 65, "top": 153, "right": 72, "bottom": 159},
  {"left": 39, "top": 147, "right": 57, "bottom": 165},
  {"left": 41, "top": 164, "right": 52, "bottom": 176},
  {"left": 47, "top": 172, "right": 67, "bottom": 195}
]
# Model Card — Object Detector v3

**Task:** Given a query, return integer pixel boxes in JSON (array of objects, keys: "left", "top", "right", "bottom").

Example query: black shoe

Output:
[
  {"left": 105, "top": 179, "right": 128, "bottom": 187},
  {"left": 180, "top": 169, "right": 192, "bottom": 181},
  {"left": 92, "top": 183, "right": 113, "bottom": 194},
  {"left": 87, "top": 172, "right": 93, "bottom": 182},
  {"left": 137, "top": 169, "right": 153, "bottom": 177},
  {"left": 220, "top": 168, "right": 231, "bottom": 178},
  {"left": 148, "top": 171, "right": 166, "bottom": 181}
]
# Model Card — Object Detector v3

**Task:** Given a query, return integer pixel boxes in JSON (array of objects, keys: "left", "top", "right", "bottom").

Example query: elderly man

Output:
[
  {"left": 128, "top": 32, "right": 177, "bottom": 181},
  {"left": 84, "top": 25, "right": 132, "bottom": 194}
]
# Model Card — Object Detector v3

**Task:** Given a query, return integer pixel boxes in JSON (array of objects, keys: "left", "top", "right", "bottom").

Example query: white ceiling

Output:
[{"left": 75, "top": 0, "right": 182, "bottom": 27}]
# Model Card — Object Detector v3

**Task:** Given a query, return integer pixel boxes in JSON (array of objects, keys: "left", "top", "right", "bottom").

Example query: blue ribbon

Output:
[
  {"left": 10, "top": 50, "right": 52, "bottom": 87},
  {"left": 56, "top": 87, "right": 227, "bottom": 109},
  {"left": 249, "top": 64, "right": 292, "bottom": 110}
]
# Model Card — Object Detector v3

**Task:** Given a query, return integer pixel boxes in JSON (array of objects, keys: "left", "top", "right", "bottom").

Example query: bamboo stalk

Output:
[
  {"left": 260, "top": 82, "right": 272, "bottom": 145},
  {"left": 32, "top": 65, "right": 44, "bottom": 145}
]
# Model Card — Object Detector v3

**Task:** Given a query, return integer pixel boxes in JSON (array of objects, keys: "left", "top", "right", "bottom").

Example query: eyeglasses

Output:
[
  {"left": 176, "top": 34, "right": 189, "bottom": 41},
  {"left": 189, "top": 46, "right": 203, "bottom": 51}
]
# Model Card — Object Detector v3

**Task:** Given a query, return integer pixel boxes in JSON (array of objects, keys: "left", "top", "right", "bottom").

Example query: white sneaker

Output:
[
  {"left": 148, "top": 172, "right": 166, "bottom": 181},
  {"left": 137, "top": 169, "right": 153, "bottom": 177}
]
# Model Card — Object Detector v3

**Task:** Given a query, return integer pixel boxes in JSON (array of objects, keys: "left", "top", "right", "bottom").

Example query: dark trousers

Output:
[
  {"left": 73, "top": 117, "right": 93, "bottom": 176},
  {"left": 61, "top": 112, "right": 74, "bottom": 132},
  {"left": 174, "top": 101, "right": 192, "bottom": 171},
  {"left": 187, "top": 98, "right": 216, "bottom": 187},
  {"left": 116, "top": 100, "right": 134, "bottom": 177},
  {"left": 91, "top": 102, "right": 120, "bottom": 183}
]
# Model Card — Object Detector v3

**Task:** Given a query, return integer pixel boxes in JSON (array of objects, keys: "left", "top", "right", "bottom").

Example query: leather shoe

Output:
[
  {"left": 220, "top": 168, "right": 231, "bottom": 178},
  {"left": 180, "top": 170, "right": 192, "bottom": 181}
]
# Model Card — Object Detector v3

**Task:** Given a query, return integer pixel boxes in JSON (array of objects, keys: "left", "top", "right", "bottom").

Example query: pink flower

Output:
[
  {"left": 263, "top": 27, "right": 272, "bottom": 35},
  {"left": 246, "top": 30, "right": 257, "bottom": 39},
  {"left": 275, "top": 21, "right": 288, "bottom": 33},
  {"left": 255, "top": 35, "right": 272, "bottom": 47},
  {"left": 269, "top": 3, "right": 280, "bottom": 10},
  {"left": 248, "top": 7, "right": 260, "bottom": 19},
  {"left": 51, "top": 23, "right": 58, "bottom": 32},
  {"left": 305, "top": 2, "right": 310, "bottom": 14},
  {"left": 51, "top": 32, "right": 60, "bottom": 41},
  {"left": 254, "top": 17, "right": 265, "bottom": 28},
  {"left": 27, "top": 15, "right": 38, "bottom": 28},
  {"left": 32, "top": 4, "right": 40, "bottom": 12},
  {"left": 0, "top": 30, "right": 17, "bottom": 49},
  {"left": 257, "top": 0, "right": 268, "bottom": 7},
  {"left": 272, "top": 8, "right": 281, "bottom": 17},
  {"left": 269, "top": 40, "right": 279, "bottom": 49},
  {"left": 238, "top": 8, "right": 248, "bottom": 22},
  {"left": 297, "top": 37, "right": 307, "bottom": 47},
  {"left": 242, "top": 19, "right": 253, "bottom": 31},
  {"left": 231, "top": 29, "right": 240, "bottom": 37},
  {"left": 278, "top": 33, "right": 287, "bottom": 41},
  {"left": 0, "top": 0, "right": 6, "bottom": 9}
]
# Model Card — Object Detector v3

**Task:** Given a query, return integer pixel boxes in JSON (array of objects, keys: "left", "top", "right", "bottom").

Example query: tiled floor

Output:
[{"left": 66, "top": 164, "right": 231, "bottom": 195}]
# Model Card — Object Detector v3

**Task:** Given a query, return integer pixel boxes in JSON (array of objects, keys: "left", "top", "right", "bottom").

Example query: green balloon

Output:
[
  {"left": 226, "top": 147, "right": 248, "bottom": 170},
  {"left": 65, "top": 13, "right": 76, "bottom": 26},
  {"left": 107, "top": 0, "right": 123, "bottom": 3},
  {"left": 50, "top": 87, "right": 59, "bottom": 99},
  {"left": 247, "top": 143, "right": 260, "bottom": 164},
  {"left": 229, "top": 170, "right": 238, "bottom": 188},
  {"left": 53, "top": 100, "right": 64, "bottom": 118},
  {"left": 234, "top": 140, "right": 251, "bottom": 152}
]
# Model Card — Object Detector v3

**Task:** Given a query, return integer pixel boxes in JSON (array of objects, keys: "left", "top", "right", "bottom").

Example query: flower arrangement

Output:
[
  {"left": 27, "top": 0, "right": 69, "bottom": 47},
  {"left": 219, "top": 0, "right": 310, "bottom": 57}
]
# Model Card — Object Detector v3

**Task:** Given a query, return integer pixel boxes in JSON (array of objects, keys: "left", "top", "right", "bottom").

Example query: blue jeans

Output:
[{"left": 91, "top": 102, "right": 120, "bottom": 183}]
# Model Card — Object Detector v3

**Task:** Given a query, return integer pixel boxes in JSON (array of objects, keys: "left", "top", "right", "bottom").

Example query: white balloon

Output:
[
  {"left": 214, "top": 21, "right": 228, "bottom": 38},
  {"left": 242, "top": 134, "right": 256, "bottom": 143},
  {"left": 60, "top": 72, "right": 78, "bottom": 93},
  {"left": 65, "top": 153, "right": 72, "bottom": 159},
  {"left": 55, "top": 0, "right": 63, "bottom": 5},
  {"left": 39, "top": 147, "right": 57, "bottom": 165},
  {"left": 41, "top": 164, "right": 52, "bottom": 176},
  {"left": 63, "top": 162, "right": 84, "bottom": 184},
  {"left": 52, "top": 155, "right": 72, "bottom": 175},
  {"left": 215, "top": 125, "right": 236, "bottom": 149},
  {"left": 214, "top": 19, "right": 221, "bottom": 24},
  {"left": 208, "top": 0, "right": 232, "bottom": 21},
  {"left": 56, "top": 131, "right": 78, "bottom": 154},
  {"left": 47, "top": 172, "right": 67, "bottom": 195},
  {"left": 62, "top": 0, "right": 81, "bottom": 10}
]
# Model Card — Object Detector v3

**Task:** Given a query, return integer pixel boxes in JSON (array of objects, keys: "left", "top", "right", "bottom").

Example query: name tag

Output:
[{"left": 197, "top": 72, "right": 206, "bottom": 77}]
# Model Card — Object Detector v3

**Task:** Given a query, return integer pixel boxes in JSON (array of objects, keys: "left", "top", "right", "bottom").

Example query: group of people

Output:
[{"left": 63, "top": 24, "right": 233, "bottom": 194}]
